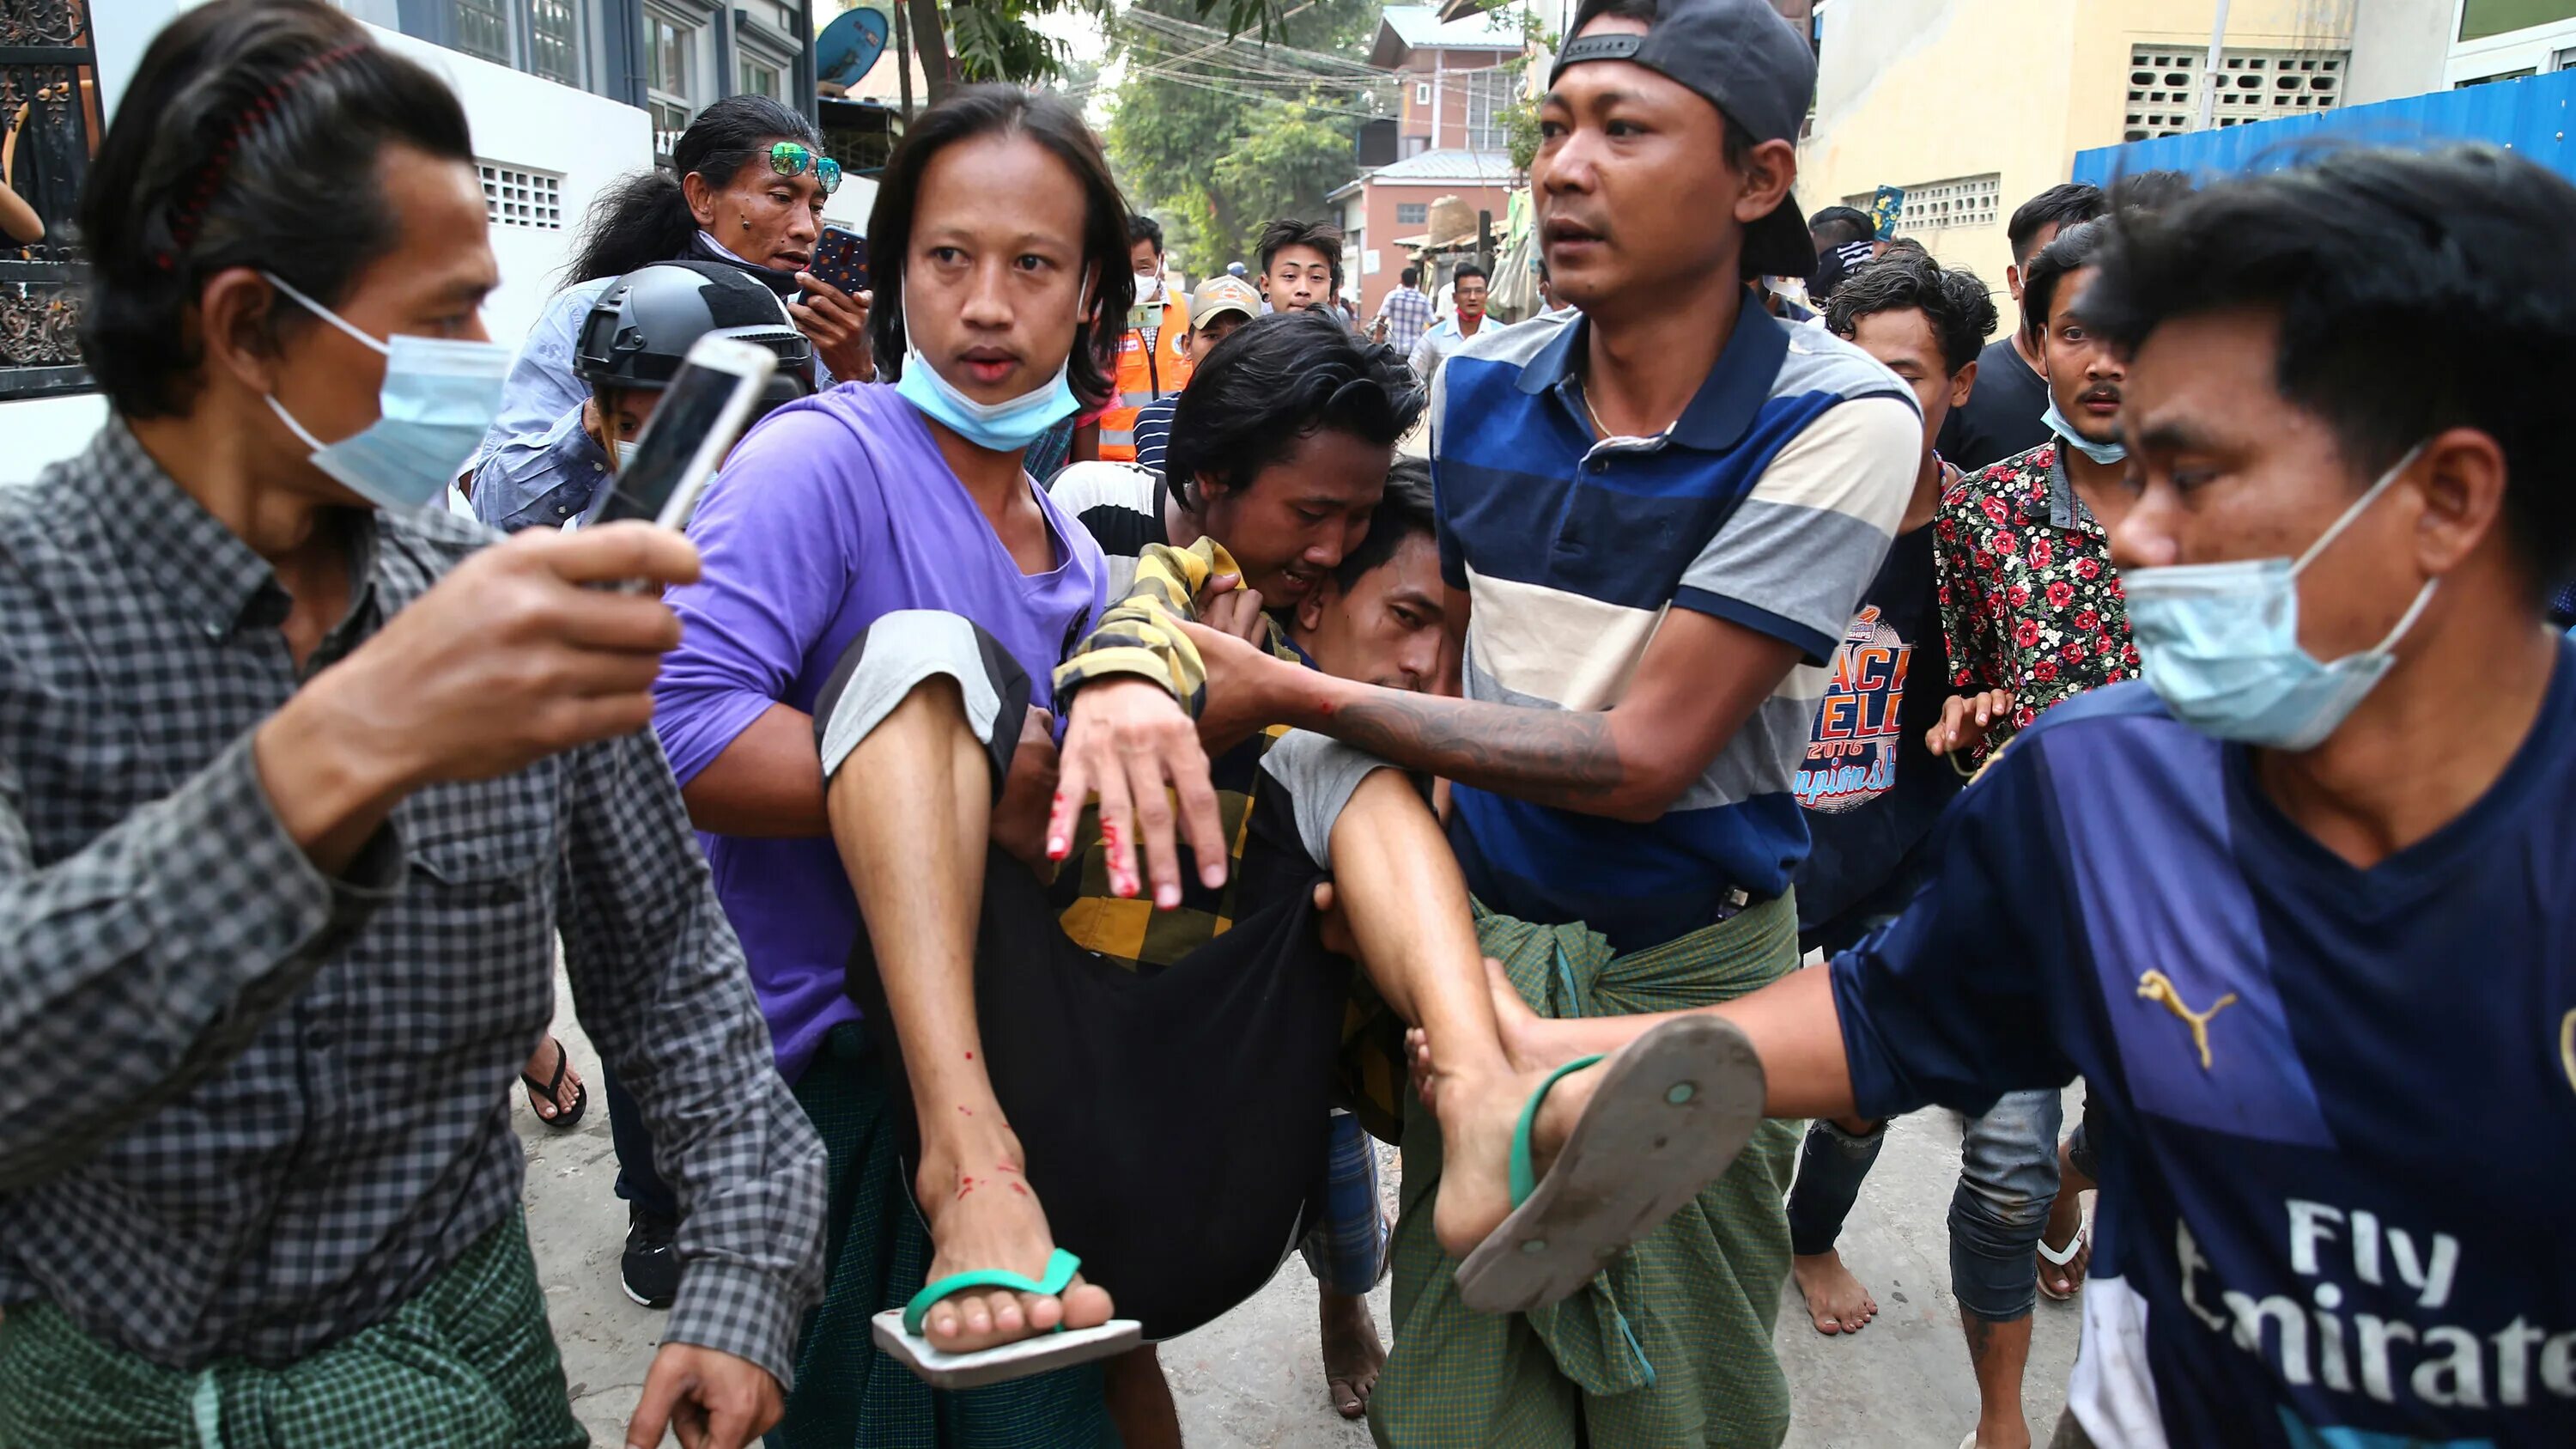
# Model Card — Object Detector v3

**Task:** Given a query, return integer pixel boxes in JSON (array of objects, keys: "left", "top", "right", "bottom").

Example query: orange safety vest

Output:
[{"left": 1100, "top": 297, "right": 1194, "bottom": 462}]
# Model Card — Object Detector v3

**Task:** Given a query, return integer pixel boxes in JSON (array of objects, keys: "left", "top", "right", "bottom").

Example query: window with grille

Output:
[
  {"left": 1396, "top": 202, "right": 1429, "bottom": 226},
  {"left": 480, "top": 163, "right": 565, "bottom": 229},
  {"left": 448, "top": 0, "right": 512, "bottom": 64},
  {"left": 1842, "top": 174, "right": 2000, "bottom": 234},
  {"left": 2124, "top": 46, "right": 2348, "bottom": 142},
  {"left": 527, "top": 0, "right": 581, "bottom": 86},
  {"left": 1462, "top": 67, "right": 1515, "bottom": 151}
]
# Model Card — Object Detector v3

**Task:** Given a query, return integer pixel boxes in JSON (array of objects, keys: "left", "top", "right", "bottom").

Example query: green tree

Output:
[{"left": 1103, "top": 0, "right": 1388, "bottom": 276}]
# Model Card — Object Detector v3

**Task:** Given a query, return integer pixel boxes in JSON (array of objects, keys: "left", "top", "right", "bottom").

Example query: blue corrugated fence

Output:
[{"left": 2071, "top": 68, "right": 2576, "bottom": 186}]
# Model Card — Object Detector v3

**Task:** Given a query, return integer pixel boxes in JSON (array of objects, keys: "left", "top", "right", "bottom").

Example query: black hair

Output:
[
  {"left": 1128, "top": 212, "right": 1163, "bottom": 253},
  {"left": 1400, "top": 264, "right": 1420, "bottom": 287},
  {"left": 1808, "top": 206, "right": 1874, "bottom": 249},
  {"left": 2007, "top": 182, "right": 2106, "bottom": 265},
  {"left": 1881, "top": 236, "right": 1929, "bottom": 257},
  {"left": 1330, "top": 457, "right": 1436, "bottom": 592},
  {"left": 1257, "top": 217, "right": 1346, "bottom": 295},
  {"left": 1452, "top": 263, "right": 1488, "bottom": 286},
  {"left": 867, "top": 85, "right": 1134, "bottom": 411},
  {"left": 2086, "top": 143, "right": 2576, "bottom": 591},
  {"left": 2021, "top": 217, "right": 2112, "bottom": 337},
  {"left": 77, "top": 0, "right": 472, "bottom": 417},
  {"left": 2106, "top": 168, "right": 2196, "bottom": 216},
  {"left": 1165, "top": 309, "right": 1425, "bottom": 509},
  {"left": 565, "top": 95, "right": 822, "bottom": 284},
  {"left": 1824, "top": 252, "right": 1998, "bottom": 375}
]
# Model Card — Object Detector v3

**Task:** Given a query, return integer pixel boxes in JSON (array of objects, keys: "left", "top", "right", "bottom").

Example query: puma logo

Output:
[{"left": 2137, "top": 970, "right": 2239, "bottom": 1072}]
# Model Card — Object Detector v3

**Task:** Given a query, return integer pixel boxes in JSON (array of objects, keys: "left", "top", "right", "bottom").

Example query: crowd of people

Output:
[{"left": 3, "top": 0, "right": 2573, "bottom": 1446}]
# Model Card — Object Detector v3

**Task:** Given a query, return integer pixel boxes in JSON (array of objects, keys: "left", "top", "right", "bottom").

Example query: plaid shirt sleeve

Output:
[
  {"left": 554, "top": 726, "right": 829, "bottom": 1387},
  {"left": 0, "top": 728, "right": 404, "bottom": 1191}
]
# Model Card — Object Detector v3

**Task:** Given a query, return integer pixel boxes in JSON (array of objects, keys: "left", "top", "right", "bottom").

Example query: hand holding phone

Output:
[{"left": 810, "top": 226, "right": 869, "bottom": 296}]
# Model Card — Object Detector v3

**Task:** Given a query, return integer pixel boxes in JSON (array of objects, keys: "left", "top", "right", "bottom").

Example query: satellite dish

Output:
[{"left": 814, "top": 7, "right": 890, "bottom": 90}]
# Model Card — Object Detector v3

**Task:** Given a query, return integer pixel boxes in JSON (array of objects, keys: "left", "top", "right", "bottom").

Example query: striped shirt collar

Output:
[{"left": 1513, "top": 288, "right": 1791, "bottom": 453}]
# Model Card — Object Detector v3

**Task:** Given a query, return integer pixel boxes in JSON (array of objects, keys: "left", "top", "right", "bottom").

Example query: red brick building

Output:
[{"left": 1337, "top": 5, "right": 1525, "bottom": 318}]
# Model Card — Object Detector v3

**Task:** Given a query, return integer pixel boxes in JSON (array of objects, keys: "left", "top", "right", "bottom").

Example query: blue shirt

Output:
[
  {"left": 1430, "top": 301, "right": 1919, "bottom": 950},
  {"left": 469, "top": 400, "right": 612, "bottom": 533},
  {"left": 1832, "top": 654, "right": 2576, "bottom": 1446}
]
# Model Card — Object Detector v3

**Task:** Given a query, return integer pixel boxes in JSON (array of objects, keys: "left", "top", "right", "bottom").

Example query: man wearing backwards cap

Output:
[
  {"left": 1128, "top": 272, "right": 1261, "bottom": 477},
  {"left": 1048, "top": 0, "right": 1919, "bottom": 1440}
]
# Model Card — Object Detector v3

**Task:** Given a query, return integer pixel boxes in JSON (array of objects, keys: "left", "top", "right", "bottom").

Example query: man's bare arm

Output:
[{"left": 1247, "top": 608, "right": 1805, "bottom": 822}]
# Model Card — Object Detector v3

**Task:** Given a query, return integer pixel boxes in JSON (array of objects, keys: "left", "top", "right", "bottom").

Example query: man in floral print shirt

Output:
[
  {"left": 1935, "top": 217, "right": 2143, "bottom": 758},
  {"left": 1924, "top": 216, "right": 2139, "bottom": 1449}
]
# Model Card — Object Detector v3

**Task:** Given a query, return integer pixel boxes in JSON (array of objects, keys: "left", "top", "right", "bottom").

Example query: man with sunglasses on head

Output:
[{"left": 462, "top": 98, "right": 867, "bottom": 493}]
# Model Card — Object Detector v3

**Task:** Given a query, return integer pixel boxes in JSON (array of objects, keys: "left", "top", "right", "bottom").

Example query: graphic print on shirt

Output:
[{"left": 1797, "top": 605, "right": 1910, "bottom": 813}]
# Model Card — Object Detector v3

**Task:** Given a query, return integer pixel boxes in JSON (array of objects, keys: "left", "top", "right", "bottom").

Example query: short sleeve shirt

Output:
[
  {"left": 1830, "top": 654, "right": 2576, "bottom": 1446},
  {"left": 653, "top": 383, "right": 1105, "bottom": 1081},
  {"left": 1429, "top": 301, "right": 1920, "bottom": 950}
]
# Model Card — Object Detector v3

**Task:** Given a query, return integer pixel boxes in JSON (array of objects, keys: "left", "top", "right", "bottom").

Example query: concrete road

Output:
[{"left": 524, "top": 991, "right": 2080, "bottom": 1448}]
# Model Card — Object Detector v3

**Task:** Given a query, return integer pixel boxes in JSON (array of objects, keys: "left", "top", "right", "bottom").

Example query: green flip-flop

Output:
[
  {"left": 872, "top": 1249, "right": 1143, "bottom": 1390},
  {"left": 1454, "top": 1014, "right": 1768, "bottom": 1315}
]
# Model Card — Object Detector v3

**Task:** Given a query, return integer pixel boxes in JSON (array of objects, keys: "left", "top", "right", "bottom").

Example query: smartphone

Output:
[
  {"left": 581, "top": 335, "right": 777, "bottom": 534},
  {"left": 869, "top": 1310, "right": 1142, "bottom": 1391},
  {"left": 810, "top": 225, "right": 870, "bottom": 295}
]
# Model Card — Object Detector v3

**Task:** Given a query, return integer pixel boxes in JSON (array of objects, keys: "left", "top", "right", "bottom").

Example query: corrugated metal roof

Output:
[
  {"left": 1359, "top": 148, "right": 1520, "bottom": 185},
  {"left": 1377, "top": 4, "right": 1523, "bottom": 54}
]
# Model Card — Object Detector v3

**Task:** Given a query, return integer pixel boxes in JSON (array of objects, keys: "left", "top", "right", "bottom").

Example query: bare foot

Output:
[
  {"left": 1318, "top": 1288, "right": 1384, "bottom": 1420},
  {"left": 913, "top": 1141, "right": 1115, "bottom": 1352},
  {"left": 1791, "top": 1249, "right": 1878, "bottom": 1334}
]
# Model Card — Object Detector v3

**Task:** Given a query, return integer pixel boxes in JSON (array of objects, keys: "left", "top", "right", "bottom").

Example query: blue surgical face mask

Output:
[
  {"left": 2123, "top": 442, "right": 2435, "bottom": 752},
  {"left": 261, "top": 271, "right": 511, "bottom": 512},
  {"left": 2042, "top": 393, "right": 2128, "bottom": 465},
  {"left": 890, "top": 276, "right": 1090, "bottom": 454}
]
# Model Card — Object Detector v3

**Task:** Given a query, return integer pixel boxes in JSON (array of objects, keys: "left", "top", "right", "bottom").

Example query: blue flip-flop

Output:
[
  {"left": 1454, "top": 1014, "right": 1767, "bottom": 1314},
  {"left": 872, "top": 1249, "right": 1142, "bottom": 1390}
]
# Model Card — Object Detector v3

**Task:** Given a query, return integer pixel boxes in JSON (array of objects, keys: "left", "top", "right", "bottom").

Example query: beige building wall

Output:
[{"left": 1801, "top": 0, "right": 2352, "bottom": 333}]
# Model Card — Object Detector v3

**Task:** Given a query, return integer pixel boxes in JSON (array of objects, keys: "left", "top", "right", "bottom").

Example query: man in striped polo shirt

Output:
[{"left": 1051, "top": 0, "right": 1919, "bottom": 1440}]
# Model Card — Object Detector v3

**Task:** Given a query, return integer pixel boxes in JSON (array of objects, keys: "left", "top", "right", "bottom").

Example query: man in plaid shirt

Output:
[
  {"left": 1373, "top": 264, "right": 1436, "bottom": 356},
  {"left": 0, "top": 6, "right": 824, "bottom": 1447}
]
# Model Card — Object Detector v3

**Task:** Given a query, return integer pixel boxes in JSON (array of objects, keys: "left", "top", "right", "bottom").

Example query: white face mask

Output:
[
  {"left": 1135, "top": 272, "right": 1167, "bottom": 309},
  {"left": 260, "top": 271, "right": 510, "bottom": 511},
  {"left": 2123, "top": 442, "right": 2435, "bottom": 752}
]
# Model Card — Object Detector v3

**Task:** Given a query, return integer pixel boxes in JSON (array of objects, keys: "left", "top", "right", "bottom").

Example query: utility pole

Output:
[
  {"left": 2196, "top": 0, "right": 2232, "bottom": 132},
  {"left": 894, "top": 0, "right": 914, "bottom": 118}
]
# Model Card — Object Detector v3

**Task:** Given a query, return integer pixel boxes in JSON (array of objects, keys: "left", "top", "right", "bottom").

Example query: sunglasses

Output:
[{"left": 768, "top": 142, "right": 843, "bottom": 196}]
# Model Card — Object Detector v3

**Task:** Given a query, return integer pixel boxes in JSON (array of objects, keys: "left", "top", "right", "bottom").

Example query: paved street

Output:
[{"left": 525, "top": 976, "right": 2079, "bottom": 1447}]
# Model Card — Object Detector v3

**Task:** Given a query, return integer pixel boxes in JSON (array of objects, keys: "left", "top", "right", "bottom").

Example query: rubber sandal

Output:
[
  {"left": 870, "top": 1248, "right": 1142, "bottom": 1390},
  {"left": 519, "top": 1036, "right": 586, "bottom": 1131},
  {"left": 2037, "top": 1220, "right": 2088, "bottom": 1300},
  {"left": 1454, "top": 1014, "right": 1766, "bottom": 1314}
]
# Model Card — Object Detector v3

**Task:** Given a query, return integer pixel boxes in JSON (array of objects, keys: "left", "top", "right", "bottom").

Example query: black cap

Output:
[
  {"left": 1552, "top": 0, "right": 1820, "bottom": 280},
  {"left": 576, "top": 259, "right": 815, "bottom": 391}
]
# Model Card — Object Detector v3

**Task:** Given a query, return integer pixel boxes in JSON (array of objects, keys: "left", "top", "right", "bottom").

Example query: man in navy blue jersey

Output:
[{"left": 1445, "top": 143, "right": 2576, "bottom": 1447}]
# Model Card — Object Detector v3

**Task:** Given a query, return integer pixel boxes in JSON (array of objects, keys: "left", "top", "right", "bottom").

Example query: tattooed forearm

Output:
[{"left": 1321, "top": 689, "right": 1639, "bottom": 814}]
